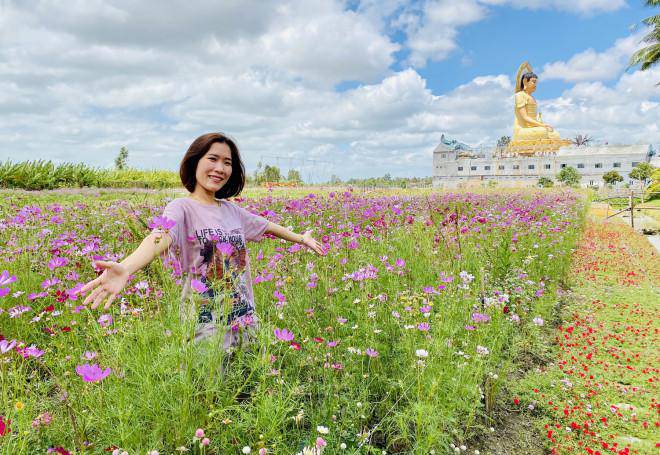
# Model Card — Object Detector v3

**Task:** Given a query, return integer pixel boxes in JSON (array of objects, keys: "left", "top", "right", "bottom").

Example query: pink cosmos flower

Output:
[
  {"left": 0, "top": 339, "right": 16, "bottom": 354},
  {"left": 28, "top": 291, "right": 48, "bottom": 301},
  {"left": 41, "top": 277, "right": 61, "bottom": 289},
  {"left": 75, "top": 363, "right": 111, "bottom": 382},
  {"left": 48, "top": 257, "right": 69, "bottom": 270},
  {"left": 0, "top": 416, "right": 11, "bottom": 436},
  {"left": 0, "top": 288, "right": 8, "bottom": 298},
  {"left": 471, "top": 312, "right": 490, "bottom": 323},
  {"left": 417, "top": 322, "right": 430, "bottom": 332},
  {"left": 316, "top": 437, "right": 327, "bottom": 448},
  {"left": 365, "top": 348, "right": 378, "bottom": 358},
  {"left": 8, "top": 305, "right": 31, "bottom": 318},
  {"left": 274, "top": 328, "right": 294, "bottom": 342},
  {"left": 0, "top": 270, "right": 17, "bottom": 286},
  {"left": 98, "top": 314, "right": 113, "bottom": 328},
  {"left": 216, "top": 242, "right": 235, "bottom": 256},
  {"left": 83, "top": 351, "right": 98, "bottom": 360},
  {"left": 21, "top": 345, "right": 44, "bottom": 358},
  {"left": 147, "top": 215, "right": 176, "bottom": 231},
  {"left": 190, "top": 279, "right": 208, "bottom": 293}
]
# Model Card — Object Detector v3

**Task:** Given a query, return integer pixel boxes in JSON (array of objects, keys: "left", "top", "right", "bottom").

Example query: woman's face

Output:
[
  {"left": 195, "top": 142, "right": 233, "bottom": 194},
  {"left": 524, "top": 77, "right": 537, "bottom": 93}
]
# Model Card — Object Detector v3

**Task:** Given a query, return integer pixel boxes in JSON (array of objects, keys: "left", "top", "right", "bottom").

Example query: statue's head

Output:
[{"left": 520, "top": 71, "right": 538, "bottom": 92}]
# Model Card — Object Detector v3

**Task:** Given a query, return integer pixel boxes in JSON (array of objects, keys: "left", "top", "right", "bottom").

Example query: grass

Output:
[
  {"left": 0, "top": 188, "right": 585, "bottom": 453},
  {"left": 510, "top": 217, "right": 659, "bottom": 455}
]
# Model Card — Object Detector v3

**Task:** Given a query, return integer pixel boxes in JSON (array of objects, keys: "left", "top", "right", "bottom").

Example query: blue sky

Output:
[
  {"left": 418, "top": 4, "right": 648, "bottom": 96},
  {"left": 0, "top": 0, "right": 658, "bottom": 180}
]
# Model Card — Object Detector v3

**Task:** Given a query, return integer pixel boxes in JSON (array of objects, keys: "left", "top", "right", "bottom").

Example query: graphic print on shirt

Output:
[{"left": 195, "top": 228, "right": 251, "bottom": 324}]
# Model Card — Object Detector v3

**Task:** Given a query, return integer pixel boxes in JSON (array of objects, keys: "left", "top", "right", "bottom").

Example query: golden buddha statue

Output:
[{"left": 508, "top": 62, "right": 571, "bottom": 155}]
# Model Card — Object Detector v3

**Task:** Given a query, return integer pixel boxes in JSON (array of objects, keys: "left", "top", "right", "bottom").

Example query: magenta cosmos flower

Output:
[
  {"left": 274, "top": 328, "right": 294, "bottom": 342},
  {"left": 190, "top": 279, "right": 208, "bottom": 293},
  {"left": 147, "top": 215, "right": 176, "bottom": 231},
  {"left": 97, "top": 314, "right": 113, "bottom": 328},
  {"left": 76, "top": 363, "right": 111, "bottom": 382}
]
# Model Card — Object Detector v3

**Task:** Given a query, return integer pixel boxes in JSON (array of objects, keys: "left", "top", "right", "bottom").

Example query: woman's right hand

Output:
[{"left": 81, "top": 261, "right": 130, "bottom": 310}]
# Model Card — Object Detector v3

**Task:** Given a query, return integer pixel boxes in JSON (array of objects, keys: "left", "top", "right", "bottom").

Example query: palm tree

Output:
[
  {"left": 572, "top": 134, "right": 592, "bottom": 147},
  {"left": 629, "top": 0, "right": 660, "bottom": 71}
]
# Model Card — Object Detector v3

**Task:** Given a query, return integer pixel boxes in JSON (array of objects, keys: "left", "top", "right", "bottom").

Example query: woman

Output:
[{"left": 81, "top": 132, "right": 324, "bottom": 347}]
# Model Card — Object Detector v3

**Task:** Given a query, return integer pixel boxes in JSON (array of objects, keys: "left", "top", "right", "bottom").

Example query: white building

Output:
[{"left": 432, "top": 135, "right": 657, "bottom": 189}]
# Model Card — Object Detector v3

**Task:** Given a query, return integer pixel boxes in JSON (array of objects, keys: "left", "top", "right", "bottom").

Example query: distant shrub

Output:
[{"left": 0, "top": 160, "right": 180, "bottom": 190}]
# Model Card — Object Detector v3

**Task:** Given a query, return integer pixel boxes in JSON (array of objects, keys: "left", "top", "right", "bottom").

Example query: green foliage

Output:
[
  {"left": 253, "top": 164, "right": 283, "bottom": 183},
  {"left": 602, "top": 170, "right": 623, "bottom": 186},
  {"left": 0, "top": 190, "right": 584, "bottom": 453},
  {"left": 496, "top": 136, "right": 511, "bottom": 149},
  {"left": 286, "top": 169, "right": 302, "bottom": 183},
  {"left": 0, "top": 160, "right": 179, "bottom": 190},
  {"left": 629, "top": 162, "right": 655, "bottom": 183},
  {"left": 345, "top": 175, "right": 432, "bottom": 188},
  {"left": 646, "top": 167, "right": 660, "bottom": 200},
  {"left": 537, "top": 177, "right": 554, "bottom": 188},
  {"left": 557, "top": 166, "right": 581, "bottom": 187},
  {"left": 114, "top": 146, "right": 129, "bottom": 170},
  {"left": 628, "top": 1, "right": 660, "bottom": 71}
]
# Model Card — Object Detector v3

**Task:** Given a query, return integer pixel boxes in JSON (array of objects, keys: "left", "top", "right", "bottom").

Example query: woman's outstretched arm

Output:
[
  {"left": 264, "top": 222, "right": 324, "bottom": 255},
  {"left": 81, "top": 232, "right": 172, "bottom": 309}
]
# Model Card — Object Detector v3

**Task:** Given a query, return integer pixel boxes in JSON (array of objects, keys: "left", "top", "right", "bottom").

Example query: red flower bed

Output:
[{"left": 518, "top": 220, "right": 659, "bottom": 454}]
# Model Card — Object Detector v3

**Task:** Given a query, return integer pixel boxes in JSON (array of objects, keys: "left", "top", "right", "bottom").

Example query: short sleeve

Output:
[
  {"left": 515, "top": 92, "right": 527, "bottom": 109},
  {"left": 232, "top": 203, "right": 269, "bottom": 242},
  {"left": 153, "top": 199, "right": 185, "bottom": 249}
]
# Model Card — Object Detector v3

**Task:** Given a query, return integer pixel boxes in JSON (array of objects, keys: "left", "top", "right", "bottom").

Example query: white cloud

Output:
[
  {"left": 480, "top": 0, "right": 626, "bottom": 14},
  {"left": 405, "top": 0, "right": 487, "bottom": 67},
  {"left": 399, "top": 0, "right": 628, "bottom": 68},
  {"left": 541, "top": 32, "right": 646, "bottom": 82},
  {"left": 0, "top": 0, "right": 656, "bottom": 181}
]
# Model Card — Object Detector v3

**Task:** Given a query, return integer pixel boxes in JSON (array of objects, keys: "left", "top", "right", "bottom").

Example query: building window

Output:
[
  {"left": 498, "top": 165, "right": 505, "bottom": 170},
  {"left": 560, "top": 163, "right": 567, "bottom": 168},
  {"left": 589, "top": 180, "right": 594, "bottom": 186},
  {"left": 441, "top": 154, "right": 446, "bottom": 159},
  {"left": 595, "top": 163, "right": 602, "bottom": 168},
  {"left": 528, "top": 164, "right": 535, "bottom": 170},
  {"left": 577, "top": 163, "right": 584, "bottom": 169},
  {"left": 484, "top": 165, "right": 491, "bottom": 170},
  {"left": 544, "top": 164, "right": 551, "bottom": 170},
  {"left": 458, "top": 166, "right": 463, "bottom": 171},
  {"left": 613, "top": 162, "right": 621, "bottom": 168},
  {"left": 632, "top": 162, "right": 639, "bottom": 167},
  {"left": 470, "top": 166, "right": 477, "bottom": 171},
  {"left": 513, "top": 165, "right": 520, "bottom": 170}
]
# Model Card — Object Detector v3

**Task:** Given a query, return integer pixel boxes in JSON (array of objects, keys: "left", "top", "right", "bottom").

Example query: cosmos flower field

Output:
[{"left": 0, "top": 188, "right": 585, "bottom": 454}]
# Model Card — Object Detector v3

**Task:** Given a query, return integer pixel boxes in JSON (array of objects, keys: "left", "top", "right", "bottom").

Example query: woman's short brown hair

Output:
[{"left": 179, "top": 133, "right": 245, "bottom": 199}]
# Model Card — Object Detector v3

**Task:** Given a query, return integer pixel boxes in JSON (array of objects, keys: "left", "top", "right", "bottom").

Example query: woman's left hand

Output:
[{"left": 301, "top": 230, "right": 325, "bottom": 255}]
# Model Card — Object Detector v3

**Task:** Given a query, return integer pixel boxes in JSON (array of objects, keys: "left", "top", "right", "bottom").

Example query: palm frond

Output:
[{"left": 629, "top": 43, "right": 660, "bottom": 70}]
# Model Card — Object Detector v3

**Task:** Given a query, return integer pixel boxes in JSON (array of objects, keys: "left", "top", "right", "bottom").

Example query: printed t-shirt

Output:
[{"left": 155, "top": 197, "right": 268, "bottom": 326}]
